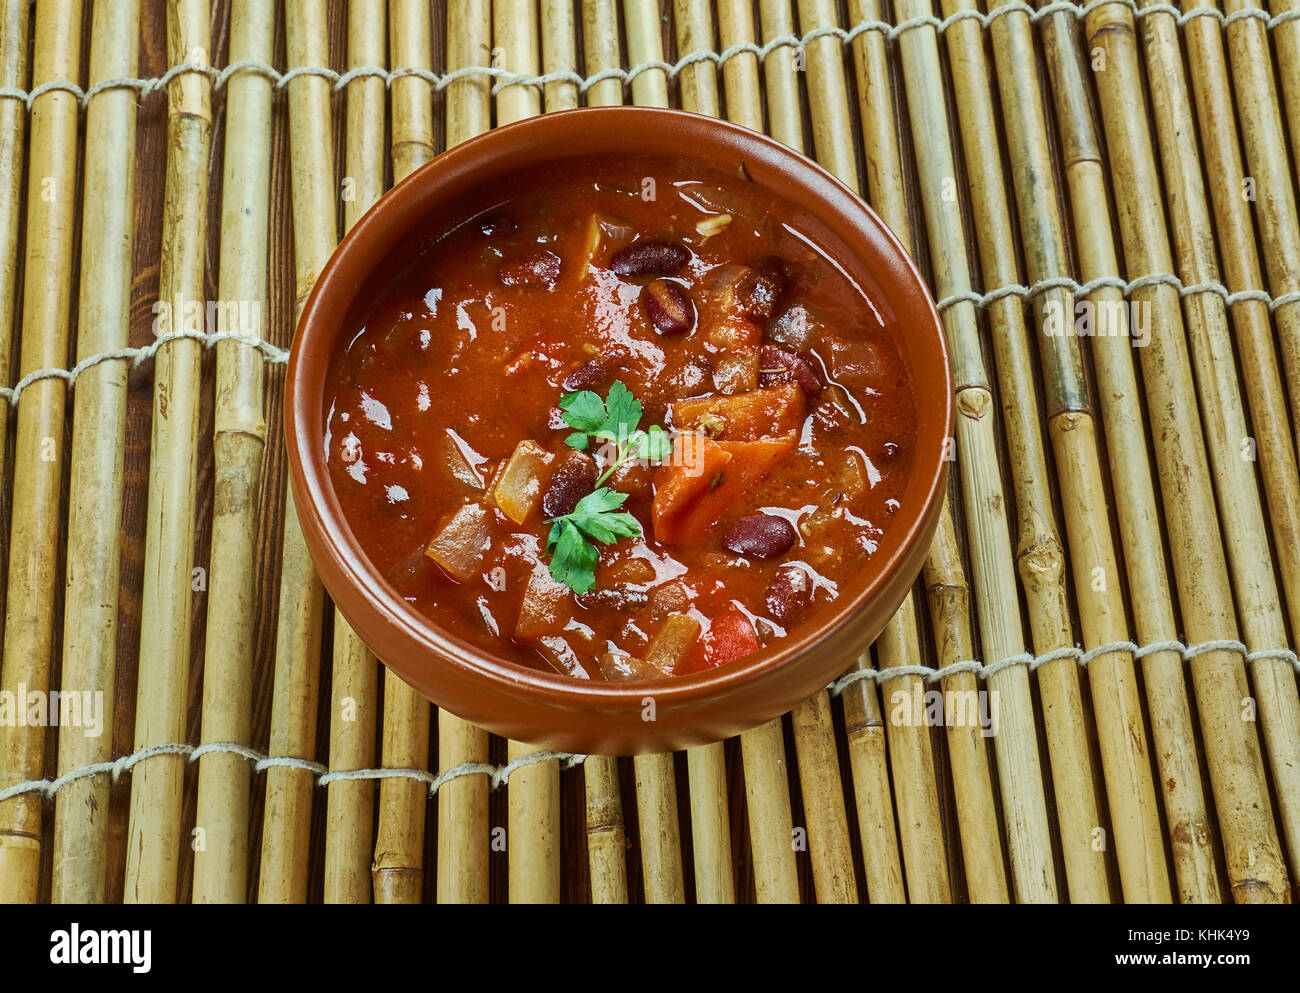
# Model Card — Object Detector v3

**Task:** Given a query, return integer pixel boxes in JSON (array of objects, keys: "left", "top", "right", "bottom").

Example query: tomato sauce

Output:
[{"left": 324, "top": 153, "right": 917, "bottom": 680}]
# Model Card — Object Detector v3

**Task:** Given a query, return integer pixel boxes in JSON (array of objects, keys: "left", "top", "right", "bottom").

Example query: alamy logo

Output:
[
  {"left": 0, "top": 685, "right": 104, "bottom": 738},
  {"left": 890, "top": 685, "right": 999, "bottom": 737},
  {"left": 49, "top": 924, "right": 151, "bottom": 974}
]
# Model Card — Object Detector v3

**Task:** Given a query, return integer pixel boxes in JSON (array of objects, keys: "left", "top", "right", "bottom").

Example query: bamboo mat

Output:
[{"left": 0, "top": 0, "right": 1298, "bottom": 904}]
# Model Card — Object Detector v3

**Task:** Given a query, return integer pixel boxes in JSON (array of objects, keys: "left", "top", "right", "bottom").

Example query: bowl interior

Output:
[{"left": 288, "top": 107, "right": 951, "bottom": 745}]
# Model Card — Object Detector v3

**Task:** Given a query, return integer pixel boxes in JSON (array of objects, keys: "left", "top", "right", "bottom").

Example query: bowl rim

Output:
[{"left": 286, "top": 106, "right": 953, "bottom": 744}]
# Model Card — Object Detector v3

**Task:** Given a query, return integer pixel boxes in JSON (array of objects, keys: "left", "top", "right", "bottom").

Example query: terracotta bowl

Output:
[{"left": 286, "top": 107, "right": 952, "bottom": 755}]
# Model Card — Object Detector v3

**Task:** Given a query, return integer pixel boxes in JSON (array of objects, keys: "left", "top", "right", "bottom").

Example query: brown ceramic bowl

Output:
[{"left": 286, "top": 107, "right": 951, "bottom": 755}]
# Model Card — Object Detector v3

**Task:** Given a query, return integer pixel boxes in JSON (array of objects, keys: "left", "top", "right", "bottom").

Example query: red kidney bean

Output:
[
  {"left": 723, "top": 513, "right": 797, "bottom": 559},
  {"left": 610, "top": 240, "right": 690, "bottom": 278},
  {"left": 755, "top": 256, "right": 794, "bottom": 288},
  {"left": 499, "top": 250, "right": 562, "bottom": 289},
  {"left": 640, "top": 279, "right": 695, "bottom": 336},
  {"left": 562, "top": 350, "right": 629, "bottom": 391},
  {"left": 764, "top": 563, "right": 814, "bottom": 627},
  {"left": 542, "top": 451, "right": 596, "bottom": 518},
  {"left": 731, "top": 269, "right": 785, "bottom": 321},
  {"left": 758, "top": 344, "right": 822, "bottom": 397}
]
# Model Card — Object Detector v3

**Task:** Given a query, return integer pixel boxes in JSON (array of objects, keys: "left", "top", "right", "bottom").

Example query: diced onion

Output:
[
  {"left": 643, "top": 614, "right": 702, "bottom": 674},
  {"left": 492, "top": 439, "right": 554, "bottom": 524},
  {"left": 424, "top": 502, "right": 493, "bottom": 581}
]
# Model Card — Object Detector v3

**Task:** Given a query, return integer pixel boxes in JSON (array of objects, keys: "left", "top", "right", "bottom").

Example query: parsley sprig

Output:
[
  {"left": 545, "top": 381, "right": 673, "bottom": 594},
  {"left": 560, "top": 380, "right": 674, "bottom": 485}
]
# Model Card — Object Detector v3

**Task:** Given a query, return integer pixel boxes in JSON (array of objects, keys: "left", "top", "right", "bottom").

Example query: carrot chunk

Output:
[
  {"left": 651, "top": 432, "right": 732, "bottom": 540},
  {"left": 671, "top": 383, "right": 805, "bottom": 442},
  {"left": 676, "top": 604, "right": 761, "bottom": 674},
  {"left": 653, "top": 433, "right": 797, "bottom": 545}
]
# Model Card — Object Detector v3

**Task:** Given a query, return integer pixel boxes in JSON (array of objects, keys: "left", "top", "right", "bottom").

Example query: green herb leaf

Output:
[
  {"left": 547, "top": 382, "right": 673, "bottom": 593},
  {"left": 546, "top": 519, "right": 600, "bottom": 594},
  {"left": 545, "top": 489, "right": 642, "bottom": 594},
  {"left": 602, "top": 380, "right": 643, "bottom": 443},
  {"left": 569, "top": 486, "right": 631, "bottom": 516},
  {"left": 559, "top": 390, "right": 608, "bottom": 433},
  {"left": 639, "top": 424, "right": 674, "bottom": 462},
  {"left": 567, "top": 489, "right": 641, "bottom": 545}
]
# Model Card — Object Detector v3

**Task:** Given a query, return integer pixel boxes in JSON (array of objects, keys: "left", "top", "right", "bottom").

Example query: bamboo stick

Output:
[
  {"left": 835, "top": 0, "right": 921, "bottom": 907},
  {"left": 745, "top": 0, "right": 864, "bottom": 908},
  {"left": 390, "top": 0, "right": 434, "bottom": 175},
  {"left": 1272, "top": 1, "right": 1300, "bottom": 166},
  {"left": 122, "top": 0, "right": 209, "bottom": 905},
  {"left": 371, "top": 0, "right": 435, "bottom": 906},
  {"left": 922, "top": 506, "right": 1010, "bottom": 902},
  {"left": 788, "top": 688, "right": 858, "bottom": 902},
  {"left": 542, "top": 0, "right": 578, "bottom": 111},
  {"left": 634, "top": 753, "right": 686, "bottom": 902},
  {"left": 685, "top": 743, "right": 732, "bottom": 902},
  {"left": 716, "top": 0, "right": 761, "bottom": 133},
  {"left": 793, "top": 0, "right": 855, "bottom": 186},
  {"left": 739, "top": 721, "right": 801, "bottom": 902},
  {"left": 437, "top": 0, "right": 494, "bottom": 905},
  {"left": 190, "top": 0, "right": 274, "bottom": 907},
  {"left": 582, "top": 0, "right": 623, "bottom": 108},
  {"left": 668, "top": 0, "right": 737, "bottom": 905},
  {"left": 493, "top": 0, "right": 561, "bottom": 903},
  {"left": 1138, "top": 0, "right": 1300, "bottom": 886},
  {"left": 446, "top": 0, "right": 492, "bottom": 143},
  {"left": 0, "top": 0, "right": 27, "bottom": 537},
  {"left": 891, "top": 0, "right": 1058, "bottom": 903},
  {"left": 1072, "top": 1, "right": 1288, "bottom": 902},
  {"left": 257, "top": 0, "right": 335, "bottom": 903},
  {"left": 492, "top": 0, "right": 633, "bottom": 908},
  {"left": 846, "top": 0, "right": 1007, "bottom": 904},
  {"left": 322, "top": 0, "right": 385, "bottom": 905},
  {"left": 951, "top": 0, "right": 1168, "bottom": 902},
  {"left": 874, "top": 601, "right": 950, "bottom": 902},
  {"left": 0, "top": 0, "right": 77, "bottom": 906},
  {"left": 495, "top": 0, "right": 541, "bottom": 124},
  {"left": 840, "top": 657, "right": 905, "bottom": 902},
  {"left": 758, "top": 0, "right": 801, "bottom": 149},
  {"left": 507, "top": 739, "right": 561, "bottom": 902},
  {"left": 622, "top": 0, "right": 669, "bottom": 108},
  {"left": 584, "top": 755, "right": 628, "bottom": 902},
  {"left": 1037, "top": 10, "right": 1225, "bottom": 905},
  {"left": 673, "top": 0, "right": 719, "bottom": 114},
  {"left": 1226, "top": 1, "right": 1300, "bottom": 466},
  {"left": 845, "top": 0, "right": 907, "bottom": 258},
  {"left": 48, "top": 0, "right": 137, "bottom": 905}
]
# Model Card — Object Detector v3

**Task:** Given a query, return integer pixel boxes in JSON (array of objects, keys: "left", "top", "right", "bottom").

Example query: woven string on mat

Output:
[
  {"left": 0, "top": 3, "right": 1297, "bottom": 111},
  {"left": 5, "top": 272, "right": 1300, "bottom": 407},
  {"left": 3, "top": 637, "right": 1295, "bottom": 806}
]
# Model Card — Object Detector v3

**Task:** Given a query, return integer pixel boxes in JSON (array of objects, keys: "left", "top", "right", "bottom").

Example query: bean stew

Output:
[{"left": 324, "top": 154, "right": 917, "bottom": 681}]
